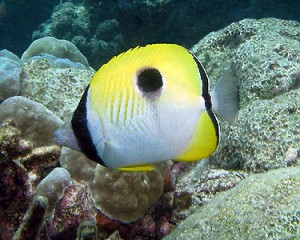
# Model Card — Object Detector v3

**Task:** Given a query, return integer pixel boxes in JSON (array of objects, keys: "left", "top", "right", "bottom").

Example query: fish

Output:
[{"left": 54, "top": 44, "right": 239, "bottom": 171}]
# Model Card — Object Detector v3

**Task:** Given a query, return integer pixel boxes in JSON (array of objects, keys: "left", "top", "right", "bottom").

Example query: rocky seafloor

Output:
[{"left": 0, "top": 18, "right": 299, "bottom": 239}]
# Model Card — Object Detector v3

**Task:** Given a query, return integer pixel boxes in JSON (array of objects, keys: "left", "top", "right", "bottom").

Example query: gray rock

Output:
[
  {"left": 19, "top": 55, "right": 94, "bottom": 121},
  {"left": 21, "top": 37, "right": 90, "bottom": 68},
  {"left": 0, "top": 96, "right": 62, "bottom": 147},
  {"left": 191, "top": 18, "right": 300, "bottom": 172},
  {"left": 192, "top": 18, "right": 300, "bottom": 107},
  {"left": 165, "top": 166, "right": 300, "bottom": 239},
  {"left": 0, "top": 54, "right": 21, "bottom": 99},
  {"left": 0, "top": 49, "right": 20, "bottom": 61},
  {"left": 214, "top": 89, "right": 300, "bottom": 172}
]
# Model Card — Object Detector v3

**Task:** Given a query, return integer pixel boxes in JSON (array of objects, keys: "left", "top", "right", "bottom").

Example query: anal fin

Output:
[{"left": 117, "top": 164, "right": 154, "bottom": 171}]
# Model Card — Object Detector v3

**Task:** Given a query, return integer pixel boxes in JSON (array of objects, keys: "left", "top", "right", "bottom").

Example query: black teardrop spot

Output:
[{"left": 137, "top": 68, "right": 163, "bottom": 93}]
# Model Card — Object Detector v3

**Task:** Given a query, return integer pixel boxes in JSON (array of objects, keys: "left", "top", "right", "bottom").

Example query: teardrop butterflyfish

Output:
[{"left": 54, "top": 44, "right": 239, "bottom": 171}]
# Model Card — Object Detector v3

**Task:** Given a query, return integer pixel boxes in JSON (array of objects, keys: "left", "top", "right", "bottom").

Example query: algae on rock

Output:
[{"left": 164, "top": 166, "right": 300, "bottom": 239}]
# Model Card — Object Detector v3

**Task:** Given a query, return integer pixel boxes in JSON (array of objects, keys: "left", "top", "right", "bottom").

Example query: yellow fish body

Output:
[{"left": 54, "top": 44, "right": 238, "bottom": 171}]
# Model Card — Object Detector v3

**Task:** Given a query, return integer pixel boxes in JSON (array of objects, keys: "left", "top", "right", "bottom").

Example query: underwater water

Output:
[
  {"left": 0, "top": 0, "right": 300, "bottom": 68},
  {"left": 0, "top": 0, "right": 300, "bottom": 240}
]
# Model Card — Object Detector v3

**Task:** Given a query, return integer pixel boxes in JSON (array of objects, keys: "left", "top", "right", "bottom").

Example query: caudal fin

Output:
[{"left": 210, "top": 64, "right": 239, "bottom": 124}]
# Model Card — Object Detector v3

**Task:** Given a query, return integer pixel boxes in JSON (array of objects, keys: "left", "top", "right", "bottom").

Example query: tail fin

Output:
[
  {"left": 210, "top": 64, "right": 239, "bottom": 124},
  {"left": 54, "top": 119, "right": 81, "bottom": 151}
]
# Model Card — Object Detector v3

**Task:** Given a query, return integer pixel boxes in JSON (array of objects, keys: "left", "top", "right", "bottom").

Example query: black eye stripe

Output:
[{"left": 137, "top": 67, "right": 163, "bottom": 93}]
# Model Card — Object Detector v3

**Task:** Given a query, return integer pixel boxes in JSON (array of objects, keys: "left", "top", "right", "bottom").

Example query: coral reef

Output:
[
  {"left": 165, "top": 166, "right": 300, "bottom": 239},
  {"left": 1, "top": 17, "right": 300, "bottom": 239},
  {"left": 0, "top": 46, "right": 174, "bottom": 238},
  {"left": 164, "top": 18, "right": 300, "bottom": 238},
  {"left": 0, "top": 118, "right": 95, "bottom": 239},
  {"left": 70, "top": 162, "right": 246, "bottom": 239},
  {"left": 31, "top": 1, "right": 300, "bottom": 69},
  {"left": 33, "top": 2, "right": 124, "bottom": 68},
  {"left": 171, "top": 161, "right": 249, "bottom": 220},
  {"left": 13, "top": 196, "right": 48, "bottom": 240},
  {"left": 47, "top": 183, "right": 96, "bottom": 239},
  {"left": 0, "top": 49, "right": 21, "bottom": 99}
]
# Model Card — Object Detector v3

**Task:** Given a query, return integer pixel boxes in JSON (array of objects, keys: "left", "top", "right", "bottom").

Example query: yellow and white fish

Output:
[{"left": 54, "top": 44, "right": 239, "bottom": 171}]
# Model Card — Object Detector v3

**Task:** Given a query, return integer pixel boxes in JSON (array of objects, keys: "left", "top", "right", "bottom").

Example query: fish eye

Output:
[{"left": 136, "top": 67, "right": 163, "bottom": 93}]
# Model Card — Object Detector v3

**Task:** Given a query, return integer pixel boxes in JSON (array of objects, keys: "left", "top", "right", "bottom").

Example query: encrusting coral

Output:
[{"left": 0, "top": 119, "right": 60, "bottom": 239}]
